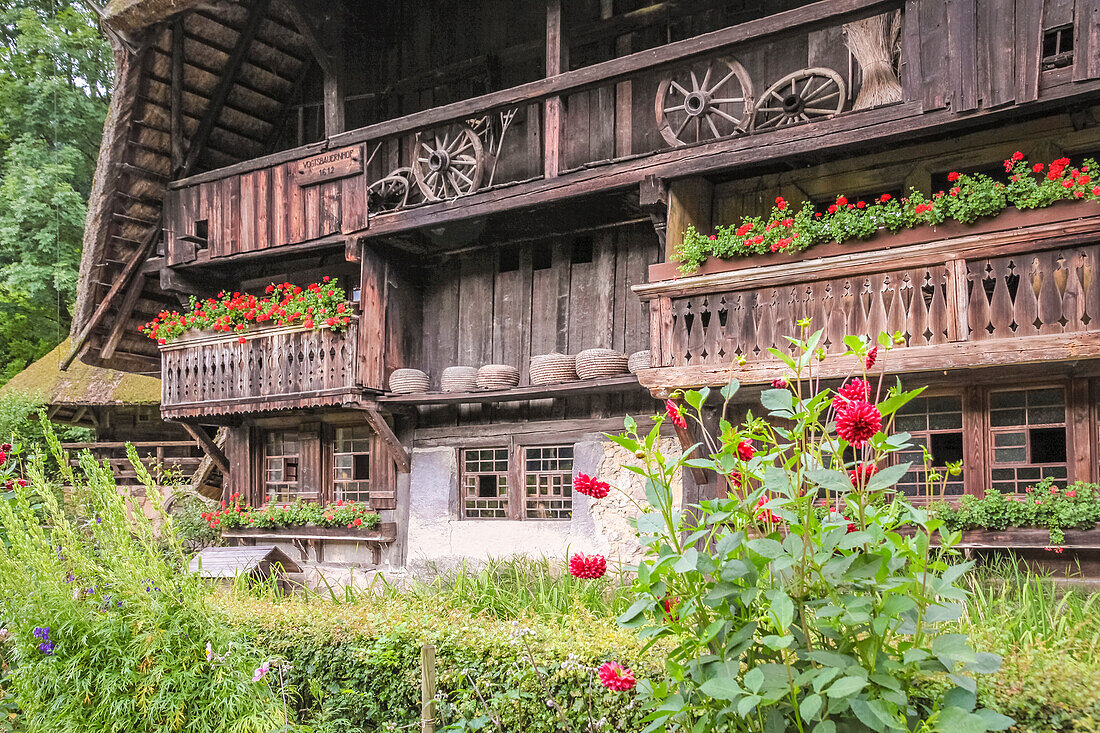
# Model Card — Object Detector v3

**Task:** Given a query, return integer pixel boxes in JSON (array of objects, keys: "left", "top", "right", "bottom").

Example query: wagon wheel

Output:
[
  {"left": 367, "top": 168, "right": 411, "bottom": 213},
  {"left": 412, "top": 124, "right": 486, "bottom": 201},
  {"left": 754, "top": 67, "right": 846, "bottom": 130},
  {"left": 655, "top": 58, "right": 754, "bottom": 147}
]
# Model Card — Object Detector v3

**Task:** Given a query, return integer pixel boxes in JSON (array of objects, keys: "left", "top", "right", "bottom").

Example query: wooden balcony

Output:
[
  {"left": 634, "top": 204, "right": 1100, "bottom": 395},
  {"left": 61, "top": 441, "right": 203, "bottom": 490},
  {"left": 159, "top": 322, "right": 361, "bottom": 419},
  {"left": 159, "top": 0, "right": 1100, "bottom": 266}
]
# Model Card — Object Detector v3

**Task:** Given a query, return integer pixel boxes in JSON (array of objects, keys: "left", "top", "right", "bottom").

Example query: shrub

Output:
[
  {"left": 934, "top": 479, "right": 1100, "bottom": 544},
  {"left": 223, "top": 593, "right": 655, "bottom": 732},
  {"left": 0, "top": 421, "right": 288, "bottom": 732},
  {"left": 609, "top": 328, "right": 1013, "bottom": 732}
]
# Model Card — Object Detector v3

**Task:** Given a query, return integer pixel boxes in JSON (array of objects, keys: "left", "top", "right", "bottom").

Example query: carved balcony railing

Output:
[
  {"left": 634, "top": 206, "right": 1100, "bottom": 392},
  {"left": 159, "top": 321, "right": 360, "bottom": 419}
]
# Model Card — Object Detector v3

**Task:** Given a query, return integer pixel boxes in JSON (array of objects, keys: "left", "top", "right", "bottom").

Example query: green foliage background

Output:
[{"left": 0, "top": 1, "right": 110, "bottom": 384}]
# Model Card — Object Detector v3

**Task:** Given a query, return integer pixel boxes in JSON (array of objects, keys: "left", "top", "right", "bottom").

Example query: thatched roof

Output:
[
  {"left": 1, "top": 339, "right": 161, "bottom": 406},
  {"left": 71, "top": 0, "right": 315, "bottom": 371}
]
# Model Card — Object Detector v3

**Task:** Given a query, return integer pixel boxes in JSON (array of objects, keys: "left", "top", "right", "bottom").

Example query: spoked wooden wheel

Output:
[
  {"left": 655, "top": 58, "right": 754, "bottom": 147},
  {"left": 367, "top": 168, "right": 411, "bottom": 213},
  {"left": 413, "top": 124, "right": 485, "bottom": 201},
  {"left": 754, "top": 68, "right": 846, "bottom": 130}
]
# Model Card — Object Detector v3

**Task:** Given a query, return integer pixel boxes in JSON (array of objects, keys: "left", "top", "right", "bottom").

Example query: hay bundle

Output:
[{"left": 844, "top": 11, "right": 902, "bottom": 111}]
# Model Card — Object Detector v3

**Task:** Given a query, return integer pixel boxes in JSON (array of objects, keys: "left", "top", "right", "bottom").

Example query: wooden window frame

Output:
[
  {"left": 459, "top": 445, "right": 512, "bottom": 519},
  {"left": 986, "top": 383, "right": 1070, "bottom": 493},
  {"left": 522, "top": 444, "right": 574, "bottom": 520},
  {"left": 891, "top": 390, "right": 966, "bottom": 500},
  {"left": 457, "top": 437, "right": 576, "bottom": 521}
]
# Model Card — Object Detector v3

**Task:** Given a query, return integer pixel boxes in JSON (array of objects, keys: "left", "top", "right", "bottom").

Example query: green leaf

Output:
[
  {"left": 966, "top": 652, "right": 1002, "bottom": 675},
  {"left": 800, "top": 693, "right": 823, "bottom": 723},
  {"left": 684, "top": 388, "right": 708, "bottom": 411},
  {"left": 699, "top": 676, "right": 742, "bottom": 701},
  {"left": 721, "top": 379, "right": 741, "bottom": 400},
  {"left": 813, "top": 721, "right": 837, "bottom": 733},
  {"left": 807, "top": 468, "right": 854, "bottom": 493},
  {"left": 760, "top": 388, "right": 795, "bottom": 415},
  {"left": 617, "top": 598, "right": 652, "bottom": 625},
  {"left": 673, "top": 548, "right": 700, "bottom": 573},
  {"left": 768, "top": 591, "right": 795, "bottom": 630},
  {"left": 745, "top": 667, "right": 764, "bottom": 693},
  {"left": 737, "top": 694, "right": 762, "bottom": 717},
  {"left": 747, "top": 538, "right": 784, "bottom": 558},
  {"left": 850, "top": 698, "right": 887, "bottom": 733},
  {"left": 865, "top": 462, "right": 911, "bottom": 492},
  {"left": 826, "top": 676, "right": 868, "bottom": 699},
  {"left": 974, "top": 709, "right": 1016, "bottom": 731}
]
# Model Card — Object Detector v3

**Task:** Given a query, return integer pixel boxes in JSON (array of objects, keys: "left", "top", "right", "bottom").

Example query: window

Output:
[
  {"left": 264, "top": 431, "right": 302, "bottom": 503},
  {"left": 989, "top": 387, "right": 1068, "bottom": 492},
  {"left": 893, "top": 395, "right": 965, "bottom": 496},
  {"left": 461, "top": 448, "right": 510, "bottom": 518},
  {"left": 1042, "top": 24, "right": 1074, "bottom": 70},
  {"left": 524, "top": 446, "right": 573, "bottom": 520},
  {"left": 333, "top": 426, "right": 371, "bottom": 503}
]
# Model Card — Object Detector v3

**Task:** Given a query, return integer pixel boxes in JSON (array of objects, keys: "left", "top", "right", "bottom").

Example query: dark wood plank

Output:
[
  {"left": 1074, "top": 0, "right": 1100, "bottom": 82},
  {"left": 378, "top": 374, "right": 643, "bottom": 405}
]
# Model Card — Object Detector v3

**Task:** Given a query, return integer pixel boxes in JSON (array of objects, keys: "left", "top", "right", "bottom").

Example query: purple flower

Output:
[
  {"left": 32, "top": 627, "right": 48, "bottom": 640},
  {"left": 38, "top": 641, "right": 54, "bottom": 655},
  {"left": 205, "top": 641, "right": 213, "bottom": 662},
  {"left": 252, "top": 661, "right": 270, "bottom": 682}
]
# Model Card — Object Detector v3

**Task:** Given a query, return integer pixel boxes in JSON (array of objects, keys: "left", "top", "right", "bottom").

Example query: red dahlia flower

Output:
[
  {"left": 771, "top": 377, "right": 788, "bottom": 389},
  {"left": 755, "top": 494, "right": 779, "bottom": 523},
  {"left": 865, "top": 346, "right": 878, "bottom": 369},
  {"left": 737, "top": 439, "right": 754, "bottom": 461},
  {"left": 835, "top": 400, "right": 882, "bottom": 448},
  {"left": 832, "top": 378, "right": 871, "bottom": 408},
  {"left": 569, "top": 553, "right": 607, "bottom": 579},
  {"left": 573, "top": 473, "right": 610, "bottom": 499},
  {"left": 665, "top": 400, "right": 687, "bottom": 429},
  {"left": 598, "top": 662, "right": 636, "bottom": 692},
  {"left": 849, "top": 462, "right": 878, "bottom": 487}
]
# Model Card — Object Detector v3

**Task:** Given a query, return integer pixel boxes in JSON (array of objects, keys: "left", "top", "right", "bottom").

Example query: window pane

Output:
[
  {"left": 334, "top": 426, "right": 373, "bottom": 504},
  {"left": 524, "top": 446, "right": 573, "bottom": 519},
  {"left": 461, "top": 447, "right": 510, "bottom": 519}
]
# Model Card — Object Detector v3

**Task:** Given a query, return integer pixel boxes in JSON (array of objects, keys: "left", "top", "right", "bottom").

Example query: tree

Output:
[{"left": 0, "top": 1, "right": 110, "bottom": 385}]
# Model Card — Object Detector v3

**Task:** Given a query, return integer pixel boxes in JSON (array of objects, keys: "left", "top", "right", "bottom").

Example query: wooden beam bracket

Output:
[
  {"left": 355, "top": 404, "right": 412, "bottom": 473},
  {"left": 179, "top": 422, "right": 231, "bottom": 475}
]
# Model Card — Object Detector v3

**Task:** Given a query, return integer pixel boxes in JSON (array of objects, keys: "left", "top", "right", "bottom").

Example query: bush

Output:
[
  {"left": 0, "top": 422, "right": 288, "bottom": 732},
  {"left": 933, "top": 479, "right": 1100, "bottom": 544},
  {"left": 223, "top": 593, "right": 655, "bottom": 732}
]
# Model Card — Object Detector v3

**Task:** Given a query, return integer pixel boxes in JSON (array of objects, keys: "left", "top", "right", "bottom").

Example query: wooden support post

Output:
[
  {"left": 322, "top": 7, "right": 346, "bottom": 136},
  {"left": 420, "top": 644, "right": 437, "bottom": 733},
  {"left": 962, "top": 385, "right": 987, "bottom": 498},
  {"left": 98, "top": 273, "right": 147, "bottom": 360},
  {"left": 179, "top": 422, "right": 231, "bottom": 475},
  {"left": 543, "top": 0, "right": 565, "bottom": 178},
  {"left": 665, "top": 178, "right": 713, "bottom": 262},
  {"left": 360, "top": 405, "right": 411, "bottom": 473},
  {"left": 170, "top": 18, "right": 185, "bottom": 173},
  {"left": 63, "top": 220, "right": 160, "bottom": 370},
  {"left": 1067, "top": 378, "right": 1093, "bottom": 484}
]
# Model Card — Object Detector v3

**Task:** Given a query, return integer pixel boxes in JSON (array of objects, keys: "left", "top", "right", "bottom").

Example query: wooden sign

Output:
[{"left": 294, "top": 145, "right": 362, "bottom": 186}]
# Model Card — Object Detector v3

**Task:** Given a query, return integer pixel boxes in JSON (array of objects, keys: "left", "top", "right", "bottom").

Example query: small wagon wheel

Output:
[
  {"left": 412, "top": 124, "right": 486, "bottom": 201},
  {"left": 367, "top": 168, "right": 412, "bottom": 213},
  {"left": 655, "top": 58, "right": 754, "bottom": 147},
  {"left": 754, "top": 67, "right": 846, "bottom": 131}
]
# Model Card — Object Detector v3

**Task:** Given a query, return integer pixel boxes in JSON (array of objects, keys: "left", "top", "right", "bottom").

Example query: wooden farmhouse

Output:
[
  {"left": 0, "top": 339, "right": 217, "bottom": 501},
  {"left": 69, "top": 0, "right": 1100, "bottom": 568}
]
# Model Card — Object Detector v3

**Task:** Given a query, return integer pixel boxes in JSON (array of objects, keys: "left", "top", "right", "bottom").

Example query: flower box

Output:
[
  {"left": 221, "top": 523, "right": 397, "bottom": 544},
  {"left": 648, "top": 199, "right": 1099, "bottom": 282}
]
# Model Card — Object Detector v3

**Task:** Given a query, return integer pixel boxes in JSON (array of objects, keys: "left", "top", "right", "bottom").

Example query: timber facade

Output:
[{"left": 71, "top": 0, "right": 1100, "bottom": 568}]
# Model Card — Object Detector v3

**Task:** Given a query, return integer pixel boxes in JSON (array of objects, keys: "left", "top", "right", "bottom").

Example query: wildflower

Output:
[
  {"left": 206, "top": 642, "right": 213, "bottom": 662},
  {"left": 573, "top": 473, "right": 610, "bottom": 499},
  {"left": 865, "top": 346, "right": 878, "bottom": 369},
  {"left": 835, "top": 400, "right": 882, "bottom": 448},
  {"left": 849, "top": 462, "right": 878, "bottom": 487},
  {"left": 598, "top": 662, "right": 636, "bottom": 692},
  {"left": 253, "top": 661, "right": 270, "bottom": 682},
  {"left": 569, "top": 553, "right": 607, "bottom": 580},
  {"left": 737, "top": 439, "right": 754, "bottom": 461},
  {"left": 665, "top": 400, "right": 687, "bottom": 429},
  {"left": 832, "top": 378, "right": 871, "bottom": 408},
  {"left": 947, "top": 171, "right": 960, "bottom": 182}
]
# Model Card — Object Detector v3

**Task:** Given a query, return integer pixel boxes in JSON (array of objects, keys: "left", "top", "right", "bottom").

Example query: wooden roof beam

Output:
[
  {"left": 98, "top": 273, "right": 148, "bottom": 361},
  {"left": 282, "top": 0, "right": 335, "bottom": 78},
  {"left": 180, "top": 0, "right": 272, "bottom": 178},
  {"left": 178, "top": 422, "right": 231, "bottom": 475}
]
